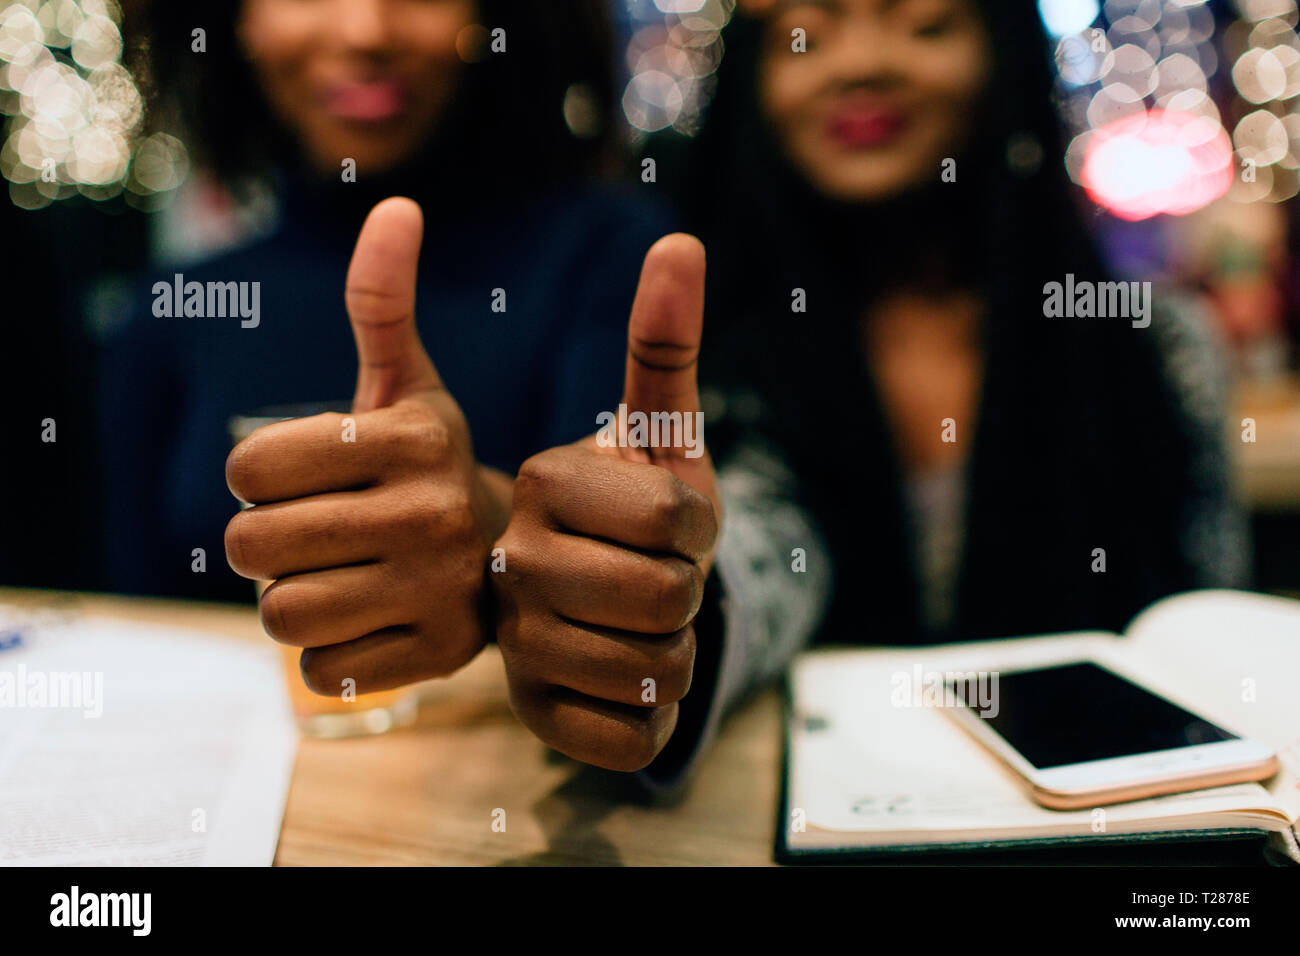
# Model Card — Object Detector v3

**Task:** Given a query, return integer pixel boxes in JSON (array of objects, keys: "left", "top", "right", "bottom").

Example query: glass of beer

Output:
[{"left": 229, "top": 404, "right": 420, "bottom": 739}]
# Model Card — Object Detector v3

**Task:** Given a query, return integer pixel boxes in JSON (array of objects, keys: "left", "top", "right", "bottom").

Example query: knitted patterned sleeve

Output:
[
  {"left": 637, "top": 390, "right": 833, "bottom": 794},
  {"left": 1147, "top": 290, "right": 1252, "bottom": 590}
]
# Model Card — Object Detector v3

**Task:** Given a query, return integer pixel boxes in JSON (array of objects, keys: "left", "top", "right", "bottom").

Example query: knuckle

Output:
[
  {"left": 488, "top": 529, "right": 521, "bottom": 580},
  {"left": 297, "top": 647, "right": 330, "bottom": 695},
  {"left": 496, "top": 609, "right": 547, "bottom": 662},
  {"left": 395, "top": 413, "right": 451, "bottom": 461},
  {"left": 257, "top": 583, "right": 297, "bottom": 644},
  {"left": 320, "top": 411, "right": 351, "bottom": 431},
  {"left": 488, "top": 533, "right": 528, "bottom": 609},
  {"left": 653, "top": 627, "right": 697, "bottom": 702},
  {"left": 648, "top": 475, "right": 690, "bottom": 531},
  {"left": 224, "top": 510, "right": 261, "bottom": 576},
  {"left": 514, "top": 450, "right": 564, "bottom": 504},
  {"left": 224, "top": 513, "right": 248, "bottom": 574},
  {"left": 225, "top": 437, "right": 259, "bottom": 501},
  {"left": 506, "top": 682, "right": 673, "bottom": 773},
  {"left": 374, "top": 488, "right": 430, "bottom": 539},
  {"left": 364, "top": 404, "right": 450, "bottom": 468},
  {"left": 495, "top": 616, "right": 524, "bottom": 659},
  {"left": 411, "top": 623, "right": 480, "bottom": 679},
  {"left": 439, "top": 486, "right": 478, "bottom": 540},
  {"left": 398, "top": 485, "right": 477, "bottom": 546},
  {"left": 372, "top": 498, "right": 413, "bottom": 540},
  {"left": 516, "top": 451, "right": 552, "bottom": 482},
  {"left": 603, "top": 712, "right": 670, "bottom": 772},
  {"left": 492, "top": 526, "right": 546, "bottom": 587},
  {"left": 697, "top": 495, "right": 720, "bottom": 550},
  {"left": 409, "top": 495, "right": 448, "bottom": 542},
  {"left": 648, "top": 560, "right": 698, "bottom": 631},
  {"left": 656, "top": 478, "right": 715, "bottom": 555},
  {"left": 503, "top": 671, "right": 551, "bottom": 726}
]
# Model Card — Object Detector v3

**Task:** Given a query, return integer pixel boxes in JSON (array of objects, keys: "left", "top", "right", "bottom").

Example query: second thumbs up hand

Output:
[{"left": 490, "top": 233, "right": 721, "bottom": 772}]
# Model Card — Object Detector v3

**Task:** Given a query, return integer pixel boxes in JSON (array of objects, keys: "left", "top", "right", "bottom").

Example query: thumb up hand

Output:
[
  {"left": 491, "top": 234, "right": 722, "bottom": 772},
  {"left": 226, "top": 198, "right": 509, "bottom": 695}
]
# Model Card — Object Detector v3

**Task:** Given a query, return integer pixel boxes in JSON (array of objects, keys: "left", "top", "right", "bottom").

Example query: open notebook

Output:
[{"left": 780, "top": 590, "right": 1300, "bottom": 863}]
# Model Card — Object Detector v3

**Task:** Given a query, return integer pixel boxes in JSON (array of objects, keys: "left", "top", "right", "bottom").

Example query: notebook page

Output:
[
  {"left": 1122, "top": 590, "right": 1300, "bottom": 825},
  {"left": 0, "top": 611, "right": 298, "bottom": 866},
  {"left": 790, "top": 634, "right": 1285, "bottom": 842}
]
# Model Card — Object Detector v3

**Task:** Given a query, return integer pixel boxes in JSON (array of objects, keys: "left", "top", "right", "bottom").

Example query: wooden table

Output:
[{"left": 0, "top": 589, "right": 782, "bottom": 866}]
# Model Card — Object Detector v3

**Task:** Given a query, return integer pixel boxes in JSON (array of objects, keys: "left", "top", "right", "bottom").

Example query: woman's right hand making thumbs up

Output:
[{"left": 491, "top": 234, "right": 722, "bottom": 773}]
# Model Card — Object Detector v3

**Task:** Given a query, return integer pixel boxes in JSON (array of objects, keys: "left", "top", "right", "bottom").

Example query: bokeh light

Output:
[
  {"left": 1081, "top": 108, "right": 1233, "bottom": 219},
  {"left": 1, "top": 0, "right": 186, "bottom": 210},
  {"left": 1059, "top": 0, "right": 1300, "bottom": 216},
  {"left": 622, "top": 0, "right": 731, "bottom": 136},
  {"left": 1039, "top": 0, "right": 1102, "bottom": 37}
]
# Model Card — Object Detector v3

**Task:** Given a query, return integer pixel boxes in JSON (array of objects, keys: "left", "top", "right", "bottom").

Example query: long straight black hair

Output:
[{"left": 666, "top": 1, "right": 1212, "bottom": 642}]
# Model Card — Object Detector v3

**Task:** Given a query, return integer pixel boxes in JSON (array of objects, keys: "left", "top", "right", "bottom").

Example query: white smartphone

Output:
[{"left": 944, "top": 660, "right": 1279, "bottom": 809}]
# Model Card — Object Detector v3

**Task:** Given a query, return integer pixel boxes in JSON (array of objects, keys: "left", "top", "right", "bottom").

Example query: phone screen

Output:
[{"left": 950, "top": 662, "right": 1237, "bottom": 770}]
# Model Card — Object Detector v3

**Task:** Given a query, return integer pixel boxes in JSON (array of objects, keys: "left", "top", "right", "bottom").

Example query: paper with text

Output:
[{"left": 0, "top": 611, "right": 298, "bottom": 866}]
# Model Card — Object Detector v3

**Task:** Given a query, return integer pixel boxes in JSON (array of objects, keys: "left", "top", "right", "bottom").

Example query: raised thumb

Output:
[
  {"left": 621, "top": 233, "right": 706, "bottom": 422},
  {"left": 344, "top": 196, "right": 442, "bottom": 412}
]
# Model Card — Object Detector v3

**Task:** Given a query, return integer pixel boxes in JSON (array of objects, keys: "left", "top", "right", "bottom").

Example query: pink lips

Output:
[
  {"left": 826, "top": 107, "right": 907, "bottom": 148},
  {"left": 323, "top": 81, "right": 408, "bottom": 122}
]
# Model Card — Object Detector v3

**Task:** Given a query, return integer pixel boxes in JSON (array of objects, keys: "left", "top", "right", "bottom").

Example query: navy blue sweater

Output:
[{"left": 97, "top": 183, "right": 674, "bottom": 601}]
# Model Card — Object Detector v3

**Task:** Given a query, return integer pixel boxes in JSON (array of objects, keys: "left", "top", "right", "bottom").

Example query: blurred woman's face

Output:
[
  {"left": 759, "top": 0, "right": 991, "bottom": 202},
  {"left": 238, "top": 0, "right": 475, "bottom": 176}
]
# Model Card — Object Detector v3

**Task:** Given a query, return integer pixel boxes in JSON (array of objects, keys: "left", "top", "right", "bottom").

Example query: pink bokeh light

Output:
[{"left": 1080, "top": 109, "right": 1233, "bottom": 221}]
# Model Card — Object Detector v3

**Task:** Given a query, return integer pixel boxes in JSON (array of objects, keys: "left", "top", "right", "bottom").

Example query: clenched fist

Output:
[
  {"left": 492, "top": 234, "right": 722, "bottom": 772},
  {"left": 225, "top": 197, "right": 511, "bottom": 694}
]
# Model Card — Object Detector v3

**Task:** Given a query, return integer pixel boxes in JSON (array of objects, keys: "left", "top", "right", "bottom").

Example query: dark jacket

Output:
[{"left": 97, "top": 180, "right": 674, "bottom": 601}]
